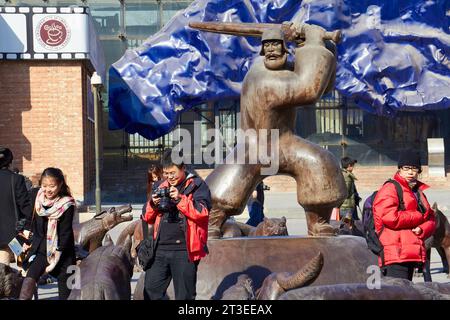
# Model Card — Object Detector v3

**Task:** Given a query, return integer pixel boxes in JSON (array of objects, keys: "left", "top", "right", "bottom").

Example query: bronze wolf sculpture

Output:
[
  {"left": 73, "top": 204, "right": 133, "bottom": 255},
  {"left": 68, "top": 235, "right": 133, "bottom": 300}
]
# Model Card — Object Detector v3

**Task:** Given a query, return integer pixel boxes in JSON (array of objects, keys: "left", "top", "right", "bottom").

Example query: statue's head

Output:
[{"left": 260, "top": 28, "right": 288, "bottom": 70}]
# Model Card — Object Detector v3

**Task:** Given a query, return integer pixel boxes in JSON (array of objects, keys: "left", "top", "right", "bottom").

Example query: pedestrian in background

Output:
[
  {"left": 246, "top": 182, "right": 268, "bottom": 227},
  {"left": 0, "top": 147, "right": 31, "bottom": 266},
  {"left": 146, "top": 163, "right": 164, "bottom": 199},
  {"left": 339, "top": 156, "right": 360, "bottom": 222}
]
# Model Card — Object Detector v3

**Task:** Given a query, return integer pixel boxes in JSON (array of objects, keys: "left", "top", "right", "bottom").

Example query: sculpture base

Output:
[
  {"left": 133, "top": 235, "right": 378, "bottom": 300},
  {"left": 196, "top": 235, "right": 377, "bottom": 300}
]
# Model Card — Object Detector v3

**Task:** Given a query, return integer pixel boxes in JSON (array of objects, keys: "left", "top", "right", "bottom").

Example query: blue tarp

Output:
[{"left": 108, "top": 0, "right": 450, "bottom": 140}]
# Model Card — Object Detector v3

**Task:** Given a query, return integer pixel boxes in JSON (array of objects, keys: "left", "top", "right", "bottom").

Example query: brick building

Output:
[{"left": 0, "top": 6, "right": 105, "bottom": 203}]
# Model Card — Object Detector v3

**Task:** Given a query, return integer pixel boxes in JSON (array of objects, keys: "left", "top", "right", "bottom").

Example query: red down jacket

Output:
[{"left": 372, "top": 172, "right": 436, "bottom": 267}]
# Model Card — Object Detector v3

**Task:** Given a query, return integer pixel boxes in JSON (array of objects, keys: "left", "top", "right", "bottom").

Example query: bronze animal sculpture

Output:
[
  {"left": 102, "top": 233, "right": 114, "bottom": 247},
  {"left": 221, "top": 218, "right": 245, "bottom": 238},
  {"left": 116, "top": 220, "right": 148, "bottom": 257},
  {"left": 330, "top": 219, "right": 365, "bottom": 238},
  {"left": 132, "top": 272, "right": 145, "bottom": 300},
  {"left": 68, "top": 235, "right": 133, "bottom": 300},
  {"left": 116, "top": 219, "right": 154, "bottom": 271},
  {"left": 221, "top": 252, "right": 323, "bottom": 300},
  {"left": 192, "top": 22, "right": 347, "bottom": 239},
  {"left": 0, "top": 263, "right": 23, "bottom": 299},
  {"left": 256, "top": 251, "right": 323, "bottom": 300},
  {"left": 222, "top": 217, "right": 288, "bottom": 238},
  {"left": 221, "top": 274, "right": 256, "bottom": 300},
  {"left": 279, "top": 277, "right": 450, "bottom": 300},
  {"left": 423, "top": 203, "right": 450, "bottom": 280},
  {"left": 116, "top": 220, "right": 141, "bottom": 258},
  {"left": 73, "top": 204, "right": 133, "bottom": 254}
]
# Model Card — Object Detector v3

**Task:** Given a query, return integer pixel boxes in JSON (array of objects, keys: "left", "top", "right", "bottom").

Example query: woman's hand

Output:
[
  {"left": 22, "top": 230, "right": 31, "bottom": 239},
  {"left": 22, "top": 243, "right": 31, "bottom": 252},
  {"left": 412, "top": 227, "right": 423, "bottom": 235},
  {"left": 45, "top": 251, "right": 62, "bottom": 273}
]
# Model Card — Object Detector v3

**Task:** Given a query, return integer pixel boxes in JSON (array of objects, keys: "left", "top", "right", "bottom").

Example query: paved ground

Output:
[{"left": 35, "top": 190, "right": 450, "bottom": 299}]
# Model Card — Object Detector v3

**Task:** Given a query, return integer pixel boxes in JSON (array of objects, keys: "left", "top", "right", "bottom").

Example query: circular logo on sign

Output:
[{"left": 36, "top": 16, "right": 71, "bottom": 51}]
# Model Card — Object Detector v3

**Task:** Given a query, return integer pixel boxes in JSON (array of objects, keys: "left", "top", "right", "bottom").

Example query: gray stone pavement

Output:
[{"left": 36, "top": 190, "right": 450, "bottom": 299}]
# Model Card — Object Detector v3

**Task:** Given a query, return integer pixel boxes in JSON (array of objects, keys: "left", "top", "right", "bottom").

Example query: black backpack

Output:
[{"left": 362, "top": 179, "right": 405, "bottom": 259}]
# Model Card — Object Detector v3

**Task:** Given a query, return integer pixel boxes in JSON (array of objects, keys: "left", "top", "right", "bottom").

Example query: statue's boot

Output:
[
  {"left": 208, "top": 207, "right": 227, "bottom": 239},
  {"left": 305, "top": 209, "right": 338, "bottom": 236},
  {"left": 19, "top": 277, "right": 37, "bottom": 300}
]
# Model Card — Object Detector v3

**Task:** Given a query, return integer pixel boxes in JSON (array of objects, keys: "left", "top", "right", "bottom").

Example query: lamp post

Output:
[{"left": 91, "top": 72, "right": 103, "bottom": 216}]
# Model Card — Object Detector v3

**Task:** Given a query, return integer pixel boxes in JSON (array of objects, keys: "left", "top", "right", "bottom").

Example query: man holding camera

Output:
[{"left": 141, "top": 150, "right": 211, "bottom": 300}]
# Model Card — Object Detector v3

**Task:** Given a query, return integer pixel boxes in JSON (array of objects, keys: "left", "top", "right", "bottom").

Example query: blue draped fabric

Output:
[{"left": 108, "top": 0, "right": 450, "bottom": 140}]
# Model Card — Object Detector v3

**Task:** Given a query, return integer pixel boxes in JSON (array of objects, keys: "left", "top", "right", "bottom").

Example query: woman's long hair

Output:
[
  {"left": 40, "top": 167, "right": 72, "bottom": 198},
  {"left": 147, "top": 164, "right": 163, "bottom": 199}
]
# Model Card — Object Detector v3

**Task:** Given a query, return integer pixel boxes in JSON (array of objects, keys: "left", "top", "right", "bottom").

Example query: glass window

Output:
[
  {"left": 125, "top": 1, "right": 160, "bottom": 39},
  {"left": 161, "top": 1, "right": 191, "bottom": 26},
  {"left": 89, "top": 1, "right": 122, "bottom": 38}
]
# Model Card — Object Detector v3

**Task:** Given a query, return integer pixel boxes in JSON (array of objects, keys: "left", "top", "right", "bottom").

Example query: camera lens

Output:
[{"left": 157, "top": 188, "right": 174, "bottom": 213}]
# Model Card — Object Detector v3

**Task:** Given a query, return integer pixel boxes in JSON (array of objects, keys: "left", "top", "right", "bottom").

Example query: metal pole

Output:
[
  {"left": 157, "top": 0, "right": 163, "bottom": 30},
  {"left": 93, "top": 84, "right": 101, "bottom": 215}
]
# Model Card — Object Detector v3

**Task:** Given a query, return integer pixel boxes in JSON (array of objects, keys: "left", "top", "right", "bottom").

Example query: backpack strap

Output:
[
  {"left": 142, "top": 218, "right": 149, "bottom": 240},
  {"left": 384, "top": 179, "right": 405, "bottom": 211}
]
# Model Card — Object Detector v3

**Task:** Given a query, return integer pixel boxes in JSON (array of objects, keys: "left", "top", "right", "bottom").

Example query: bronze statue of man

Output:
[{"left": 204, "top": 23, "right": 346, "bottom": 239}]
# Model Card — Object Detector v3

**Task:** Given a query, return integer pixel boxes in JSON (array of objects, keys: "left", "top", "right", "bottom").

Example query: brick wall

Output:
[{"left": 0, "top": 60, "right": 95, "bottom": 202}]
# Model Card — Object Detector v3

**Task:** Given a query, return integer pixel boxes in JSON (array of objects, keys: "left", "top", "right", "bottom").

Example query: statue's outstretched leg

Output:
[
  {"left": 208, "top": 207, "right": 229, "bottom": 239},
  {"left": 304, "top": 206, "right": 338, "bottom": 236},
  {"left": 206, "top": 161, "right": 263, "bottom": 239},
  {"left": 279, "top": 134, "right": 346, "bottom": 236}
]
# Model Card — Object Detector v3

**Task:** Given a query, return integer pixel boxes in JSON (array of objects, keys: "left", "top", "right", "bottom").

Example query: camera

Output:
[{"left": 154, "top": 187, "right": 174, "bottom": 213}]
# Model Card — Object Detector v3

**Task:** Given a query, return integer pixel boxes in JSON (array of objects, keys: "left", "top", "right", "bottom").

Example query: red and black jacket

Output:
[
  {"left": 143, "top": 172, "right": 211, "bottom": 262},
  {"left": 373, "top": 172, "right": 436, "bottom": 267}
]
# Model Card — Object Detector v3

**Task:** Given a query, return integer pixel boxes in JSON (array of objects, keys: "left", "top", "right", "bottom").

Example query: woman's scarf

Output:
[{"left": 35, "top": 188, "right": 75, "bottom": 273}]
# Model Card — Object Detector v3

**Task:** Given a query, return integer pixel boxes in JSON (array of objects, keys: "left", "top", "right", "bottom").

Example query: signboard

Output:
[
  {"left": 33, "top": 13, "right": 88, "bottom": 53},
  {"left": 0, "top": 6, "right": 105, "bottom": 79}
]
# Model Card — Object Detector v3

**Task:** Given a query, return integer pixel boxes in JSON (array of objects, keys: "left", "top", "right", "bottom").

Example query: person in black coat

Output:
[
  {"left": 246, "top": 182, "right": 267, "bottom": 227},
  {"left": 19, "top": 167, "right": 76, "bottom": 300},
  {"left": 0, "top": 147, "right": 31, "bottom": 266}
]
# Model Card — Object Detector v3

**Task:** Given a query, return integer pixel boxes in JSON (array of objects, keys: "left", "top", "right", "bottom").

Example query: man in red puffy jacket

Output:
[{"left": 373, "top": 149, "right": 435, "bottom": 280}]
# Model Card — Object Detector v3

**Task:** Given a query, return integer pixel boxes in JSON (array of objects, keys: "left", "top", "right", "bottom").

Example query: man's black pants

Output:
[
  {"left": 382, "top": 262, "right": 417, "bottom": 281},
  {"left": 144, "top": 249, "right": 199, "bottom": 300}
]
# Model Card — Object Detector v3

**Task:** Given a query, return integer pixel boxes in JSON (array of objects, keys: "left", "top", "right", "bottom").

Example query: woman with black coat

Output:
[{"left": 19, "top": 167, "right": 76, "bottom": 300}]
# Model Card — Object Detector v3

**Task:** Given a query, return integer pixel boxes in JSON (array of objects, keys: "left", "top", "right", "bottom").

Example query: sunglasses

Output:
[{"left": 401, "top": 166, "right": 420, "bottom": 173}]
